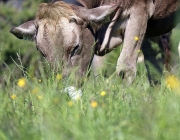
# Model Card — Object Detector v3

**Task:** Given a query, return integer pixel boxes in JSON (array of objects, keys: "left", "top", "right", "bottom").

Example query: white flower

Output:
[{"left": 64, "top": 86, "right": 82, "bottom": 100}]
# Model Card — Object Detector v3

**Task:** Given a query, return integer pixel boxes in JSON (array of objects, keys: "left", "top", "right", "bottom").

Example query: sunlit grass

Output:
[
  {"left": 1, "top": 34, "right": 180, "bottom": 140},
  {"left": 1, "top": 63, "right": 180, "bottom": 140}
]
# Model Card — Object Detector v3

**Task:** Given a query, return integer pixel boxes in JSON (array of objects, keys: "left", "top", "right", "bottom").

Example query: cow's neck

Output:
[
  {"left": 76, "top": 0, "right": 101, "bottom": 8},
  {"left": 77, "top": 0, "right": 133, "bottom": 9}
]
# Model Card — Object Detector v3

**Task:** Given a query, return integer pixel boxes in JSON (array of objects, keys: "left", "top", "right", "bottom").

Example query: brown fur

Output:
[
  {"left": 75, "top": 0, "right": 180, "bottom": 84},
  {"left": 153, "top": 0, "right": 180, "bottom": 18},
  {"left": 36, "top": 1, "right": 75, "bottom": 22},
  {"left": 77, "top": 0, "right": 153, "bottom": 10},
  {"left": 77, "top": 0, "right": 180, "bottom": 17}
]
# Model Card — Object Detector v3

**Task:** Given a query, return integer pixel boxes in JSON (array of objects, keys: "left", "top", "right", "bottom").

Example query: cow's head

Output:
[{"left": 10, "top": 1, "right": 118, "bottom": 85}]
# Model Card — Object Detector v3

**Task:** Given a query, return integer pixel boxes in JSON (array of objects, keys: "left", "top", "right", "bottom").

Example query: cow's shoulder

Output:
[{"left": 153, "top": 0, "right": 180, "bottom": 19}]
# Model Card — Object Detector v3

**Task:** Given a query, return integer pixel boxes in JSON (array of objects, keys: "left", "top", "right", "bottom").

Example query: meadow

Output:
[
  {"left": 1, "top": 1, "right": 180, "bottom": 140},
  {"left": 1, "top": 61, "right": 180, "bottom": 140}
]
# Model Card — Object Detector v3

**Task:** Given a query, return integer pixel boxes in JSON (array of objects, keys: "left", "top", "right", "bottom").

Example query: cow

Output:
[{"left": 10, "top": 0, "right": 180, "bottom": 87}]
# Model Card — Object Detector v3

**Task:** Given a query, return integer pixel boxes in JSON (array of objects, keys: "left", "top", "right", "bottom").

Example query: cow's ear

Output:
[
  {"left": 10, "top": 20, "right": 36, "bottom": 41},
  {"left": 87, "top": 5, "right": 119, "bottom": 23},
  {"left": 71, "top": 4, "right": 119, "bottom": 24}
]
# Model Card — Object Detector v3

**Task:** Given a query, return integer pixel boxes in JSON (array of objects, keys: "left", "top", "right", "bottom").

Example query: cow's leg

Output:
[
  {"left": 160, "top": 32, "right": 171, "bottom": 71},
  {"left": 142, "top": 37, "right": 164, "bottom": 85},
  {"left": 142, "top": 33, "right": 171, "bottom": 85},
  {"left": 116, "top": 4, "right": 149, "bottom": 85}
]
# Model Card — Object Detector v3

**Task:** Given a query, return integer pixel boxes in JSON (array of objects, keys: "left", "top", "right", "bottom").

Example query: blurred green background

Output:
[{"left": 0, "top": 0, "right": 51, "bottom": 86}]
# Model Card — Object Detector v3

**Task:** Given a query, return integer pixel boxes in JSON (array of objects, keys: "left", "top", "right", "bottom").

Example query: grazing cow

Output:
[{"left": 10, "top": 0, "right": 180, "bottom": 86}]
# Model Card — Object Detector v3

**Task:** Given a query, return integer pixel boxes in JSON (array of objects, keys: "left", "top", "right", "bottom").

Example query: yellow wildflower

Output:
[
  {"left": 165, "top": 75, "right": 180, "bottom": 89},
  {"left": 56, "top": 74, "right": 62, "bottom": 80},
  {"left": 53, "top": 98, "right": 59, "bottom": 104},
  {"left": 37, "top": 95, "right": 43, "bottom": 100},
  {"left": 75, "top": 114, "right": 79, "bottom": 119},
  {"left": 31, "top": 88, "right": 39, "bottom": 94},
  {"left": 141, "top": 93, "right": 145, "bottom": 96},
  {"left": 32, "top": 77, "right": 37, "bottom": 81},
  {"left": 100, "top": 91, "right": 106, "bottom": 96},
  {"left": 38, "top": 79, "right": 42, "bottom": 83},
  {"left": 68, "top": 101, "right": 74, "bottom": 107},
  {"left": 112, "top": 85, "right": 115, "bottom": 89},
  {"left": 10, "top": 94, "right": 16, "bottom": 99},
  {"left": 137, "top": 49, "right": 141, "bottom": 53},
  {"left": 84, "top": 78, "right": 87, "bottom": 82},
  {"left": 91, "top": 101, "right": 98, "bottom": 108},
  {"left": 134, "top": 36, "right": 139, "bottom": 41},
  {"left": 17, "top": 78, "right": 26, "bottom": 87}
]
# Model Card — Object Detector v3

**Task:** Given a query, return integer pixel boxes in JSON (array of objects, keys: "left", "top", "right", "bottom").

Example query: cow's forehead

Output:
[
  {"left": 36, "top": 17, "right": 81, "bottom": 47},
  {"left": 36, "top": 1, "right": 75, "bottom": 21},
  {"left": 59, "top": 17, "right": 81, "bottom": 46}
]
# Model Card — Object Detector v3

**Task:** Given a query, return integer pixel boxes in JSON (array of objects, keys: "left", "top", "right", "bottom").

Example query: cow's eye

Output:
[{"left": 70, "top": 45, "right": 80, "bottom": 58}]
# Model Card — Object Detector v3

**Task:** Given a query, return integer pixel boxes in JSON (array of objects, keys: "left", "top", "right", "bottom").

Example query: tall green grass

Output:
[{"left": 1, "top": 60, "right": 180, "bottom": 140}]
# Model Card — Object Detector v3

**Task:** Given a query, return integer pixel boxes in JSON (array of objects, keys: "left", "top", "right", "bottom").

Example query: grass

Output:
[{"left": 1, "top": 61, "right": 180, "bottom": 140}]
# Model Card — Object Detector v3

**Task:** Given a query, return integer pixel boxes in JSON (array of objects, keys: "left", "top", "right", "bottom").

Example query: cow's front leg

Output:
[{"left": 116, "top": 4, "right": 149, "bottom": 85}]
